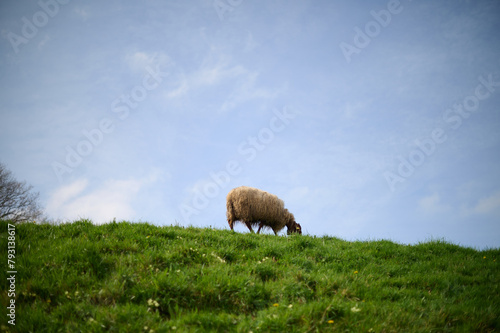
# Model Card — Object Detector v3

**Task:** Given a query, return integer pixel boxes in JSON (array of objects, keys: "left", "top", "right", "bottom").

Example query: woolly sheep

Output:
[{"left": 226, "top": 186, "right": 302, "bottom": 235}]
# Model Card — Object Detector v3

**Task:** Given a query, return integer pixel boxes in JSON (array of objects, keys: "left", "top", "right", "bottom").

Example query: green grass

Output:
[{"left": 1, "top": 219, "right": 499, "bottom": 332}]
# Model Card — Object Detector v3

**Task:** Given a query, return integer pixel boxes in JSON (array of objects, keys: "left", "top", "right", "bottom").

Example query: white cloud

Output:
[
  {"left": 219, "top": 71, "right": 285, "bottom": 113},
  {"left": 196, "top": 63, "right": 231, "bottom": 86},
  {"left": 192, "top": 58, "right": 249, "bottom": 89},
  {"left": 46, "top": 171, "right": 163, "bottom": 223},
  {"left": 126, "top": 51, "right": 172, "bottom": 74},
  {"left": 46, "top": 179, "right": 89, "bottom": 213},
  {"left": 418, "top": 193, "right": 451, "bottom": 215},
  {"left": 161, "top": 51, "right": 276, "bottom": 108},
  {"left": 165, "top": 75, "right": 189, "bottom": 99},
  {"left": 126, "top": 52, "right": 156, "bottom": 72},
  {"left": 74, "top": 7, "right": 90, "bottom": 21},
  {"left": 473, "top": 191, "right": 500, "bottom": 215},
  {"left": 161, "top": 61, "right": 241, "bottom": 101},
  {"left": 341, "top": 100, "right": 371, "bottom": 119},
  {"left": 458, "top": 191, "right": 500, "bottom": 218}
]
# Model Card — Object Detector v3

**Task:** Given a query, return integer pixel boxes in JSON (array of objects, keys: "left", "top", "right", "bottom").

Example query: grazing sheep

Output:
[{"left": 226, "top": 186, "right": 302, "bottom": 235}]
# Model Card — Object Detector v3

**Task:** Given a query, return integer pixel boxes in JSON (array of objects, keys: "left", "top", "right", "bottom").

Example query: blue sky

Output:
[{"left": 1, "top": 0, "right": 499, "bottom": 248}]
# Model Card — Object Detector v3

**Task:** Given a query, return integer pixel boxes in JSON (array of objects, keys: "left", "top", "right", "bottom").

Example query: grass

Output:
[{"left": 1, "top": 219, "right": 499, "bottom": 332}]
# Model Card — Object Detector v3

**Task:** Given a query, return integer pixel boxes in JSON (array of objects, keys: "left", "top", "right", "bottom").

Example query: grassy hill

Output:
[{"left": 1, "top": 220, "right": 499, "bottom": 332}]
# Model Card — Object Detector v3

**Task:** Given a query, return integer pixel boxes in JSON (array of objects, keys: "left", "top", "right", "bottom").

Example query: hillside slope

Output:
[{"left": 1, "top": 220, "right": 499, "bottom": 332}]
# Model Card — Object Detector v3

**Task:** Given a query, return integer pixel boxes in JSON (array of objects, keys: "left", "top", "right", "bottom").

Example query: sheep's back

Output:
[{"left": 227, "top": 186, "right": 286, "bottom": 227}]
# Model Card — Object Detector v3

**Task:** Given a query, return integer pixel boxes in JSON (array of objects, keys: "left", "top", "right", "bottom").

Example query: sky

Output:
[{"left": 0, "top": 0, "right": 499, "bottom": 249}]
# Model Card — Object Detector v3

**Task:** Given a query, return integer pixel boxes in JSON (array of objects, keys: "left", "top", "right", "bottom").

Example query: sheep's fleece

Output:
[{"left": 226, "top": 186, "right": 302, "bottom": 235}]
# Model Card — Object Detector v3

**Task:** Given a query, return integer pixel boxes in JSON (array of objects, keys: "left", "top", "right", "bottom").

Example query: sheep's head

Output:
[
  {"left": 287, "top": 221, "right": 302, "bottom": 235},
  {"left": 285, "top": 210, "right": 302, "bottom": 235}
]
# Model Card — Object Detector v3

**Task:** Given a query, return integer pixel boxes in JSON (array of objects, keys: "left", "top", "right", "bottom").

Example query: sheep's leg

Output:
[
  {"left": 244, "top": 222, "right": 254, "bottom": 233},
  {"left": 256, "top": 223, "right": 263, "bottom": 234}
]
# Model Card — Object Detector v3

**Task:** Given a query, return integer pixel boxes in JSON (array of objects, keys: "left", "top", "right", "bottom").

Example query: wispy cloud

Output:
[
  {"left": 46, "top": 179, "right": 89, "bottom": 212},
  {"left": 161, "top": 58, "right": 246, "bottom": 102},
  {"left": 46, "top": 171, "right": 162, "bottom": 223},
  {"left": 46, "top": 178, "right": 141, "bottom": 223},
  {"left": 73, "top": 7, "right": 90, "bottom": 22},
  {"left": 220, "top": 71, "right": 286, "bottom": 113},
  {"left": 460, "top": 191, "right": 500, "bottom": 217},
  {"left": 125, "top": 51, "right": 171, "bottom": 74},
  {"left": 165, "top": 75, "right": 189, "bottom": 99},
  {"left": 161, "top": 49, "right": 282, "bottom": 113},
  {"left": 474, "top": 191, "right": 500, "bottom": 215},
  {"left": 418, "top": 193, "right": 451, "bottom": 215}
]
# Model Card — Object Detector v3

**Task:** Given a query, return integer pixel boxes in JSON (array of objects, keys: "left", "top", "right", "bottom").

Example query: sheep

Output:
[{"left": 226, "top": 186, "right": 302, "bottom": 235}]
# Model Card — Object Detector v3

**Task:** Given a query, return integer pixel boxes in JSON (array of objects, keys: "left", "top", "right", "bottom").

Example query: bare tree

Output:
[{"left": 0, "top": 162, "right": 43, "bottom": 223}]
